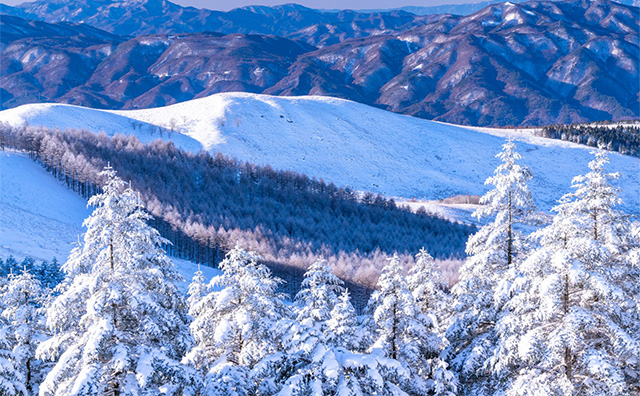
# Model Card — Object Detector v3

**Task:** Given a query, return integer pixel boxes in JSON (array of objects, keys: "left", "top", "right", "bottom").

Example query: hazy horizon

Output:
[{"left": 0, "top": 0, "right": 487, "bottom": 11}]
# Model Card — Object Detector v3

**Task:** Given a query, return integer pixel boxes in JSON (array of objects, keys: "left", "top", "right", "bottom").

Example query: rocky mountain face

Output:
[{"left": 1, "top": 0, "right": 638, "bottom": 126}]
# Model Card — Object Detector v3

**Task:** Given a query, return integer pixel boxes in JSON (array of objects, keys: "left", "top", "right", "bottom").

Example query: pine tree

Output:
[
  {"left": 498, "top": 151, "right": 640, "bottom": 395},
  {"left": 36, "top": 259, "right": 63, "bottom": 290},
  {"left": 295, "top": 259, "right": 345, "bottom": 331},
  {"left": 325, "top": 290, "right": 360, "bottom": 351},
  {"left": 0, "top": 269, "right": 49, "bottom": 394},
  {"left": 407, "top": 248, "right": 449, "bottom": 333},
  {"left": 36, "top": 166, "right": 199, "bottom": 396},
  {"left": 366, "top": 254, "right": 444, "bottom": 395},
  {"left": 446, "top": 139, "right": 538, "bottom": 395},
  {"left": 185, "top": 244, "right": 288, "bottom": 394},
  {"left": 0, "top": 298, "right": 27, "bottom": 396},
  {"left": 187, "top": 266, "right": 207, "bottom": 311},
  {"left": 1, "top": 256, "right": 19, "bottom": 278}
]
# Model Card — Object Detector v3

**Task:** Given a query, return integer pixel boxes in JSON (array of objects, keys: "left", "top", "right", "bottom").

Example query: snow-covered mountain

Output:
[
  {"left": 0, "top": 151, "right": 218, "bottom": 284},
  {"left": 1, "top": 0, "right": 638, "bottom": 126},
  {"left": 2, "top": 92, "right": 638, "bottom": 215}
]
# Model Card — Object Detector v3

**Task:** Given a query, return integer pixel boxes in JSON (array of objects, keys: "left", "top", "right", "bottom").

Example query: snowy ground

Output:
[
  {"left": 0, "top": 151, "right": 218, "bottom": 287},
  {"left": 1, "top": 93, "right": 638, "bottom": 215},
  {"left": 396, "top": 199, "right": 484, "bottom": 226}
]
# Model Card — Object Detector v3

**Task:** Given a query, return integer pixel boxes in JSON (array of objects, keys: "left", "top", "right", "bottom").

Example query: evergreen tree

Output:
[
  {"left": 407, "top": 248, "right": 449, "bottom": 333},
  {"left": 1, "top": 256, "right": 19, "bottom": 278},
  {"left": 0, "top": 291, "right": 27, "bottom": 396},
  {"left": 366, "top": 254, "right": 444, "bottom": 395},
  {"left": 185, "top": 245, "right": 288, "bottom": 394},
  {"left": 37, "top": 166, "right": 199, "bottom": 396},
  {"left": 498, "top": 151, "right": 640, "bottom": 395},
  {"left": 187, "top": 266, "right": 207, "bottom": 311},
  {"left": 446, "top": 139, "right": 538, "bottom": 395},
  {"left": 295, "top": 259, "right": 345, "bottom": 331},
  {"left": 0, "top": 270, "right": 49, "bottom": 394},
  {"left": 37, "top": 259, "right": 63, "bottom": 290},
  {"left": 325, "top": 290, "right": 360, "bottom": 351}
]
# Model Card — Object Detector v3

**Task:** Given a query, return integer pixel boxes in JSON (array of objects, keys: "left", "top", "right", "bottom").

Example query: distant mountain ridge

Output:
[
  {"left": 1, "top": 0, "right": 638, "bottom": 126},
  {"left": 1, "top": 0, "right": 432, "bottom": 44}
]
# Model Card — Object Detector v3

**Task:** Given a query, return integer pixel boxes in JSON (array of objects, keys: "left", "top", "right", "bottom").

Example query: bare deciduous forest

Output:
[{"left": 0, "top": 123, "right": 474, "bottom": 304}]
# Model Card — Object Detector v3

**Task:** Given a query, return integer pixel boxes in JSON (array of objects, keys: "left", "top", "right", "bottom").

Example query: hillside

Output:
[
  {"left": 1, "top": 0, "right": 638, "bottom": 126},
  {"left": 2, "top": 92, "right": 638, "bottom": 215},
  {"left": 0, "top": 151, "right": 218, "bottom": 285}
]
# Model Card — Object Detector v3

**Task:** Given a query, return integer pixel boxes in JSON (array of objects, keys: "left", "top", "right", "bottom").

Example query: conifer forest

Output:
[{"left": 1, "top": 129, "right": 638, "bottom": 395}]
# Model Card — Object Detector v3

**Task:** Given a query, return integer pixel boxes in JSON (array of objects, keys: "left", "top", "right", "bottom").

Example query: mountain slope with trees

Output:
[
  {"left": 0, "top": 125, "right": 475, "bottom": 297},
  {"left": 2, "top": 93, "right": 639, "bottom": 215},
  {"left": 1, "top": 144, "right": 637, "bottom": 395},
  {"left": 1, "top": 0, "right": 638, "bottom": 126}
]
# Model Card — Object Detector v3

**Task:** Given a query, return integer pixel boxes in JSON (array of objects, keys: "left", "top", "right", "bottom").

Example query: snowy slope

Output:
[
  {"left": 0, "top": 151, "right": 218, "bottom": 285},
  {"left": 1, "top": 93, "right": 638, "bottom": 214}
]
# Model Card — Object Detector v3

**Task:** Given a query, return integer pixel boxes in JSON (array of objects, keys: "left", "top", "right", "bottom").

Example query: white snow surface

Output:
[
  {"left": 0, "top": 151, "right": 218, "bottom": 286},
  {"left": 1, "top": 92, "right": 638, "bottom": 214}
]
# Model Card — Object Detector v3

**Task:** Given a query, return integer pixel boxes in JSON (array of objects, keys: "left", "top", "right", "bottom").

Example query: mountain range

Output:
[{"left": 1, "top": 0, "right": 638, "bottom": 126}]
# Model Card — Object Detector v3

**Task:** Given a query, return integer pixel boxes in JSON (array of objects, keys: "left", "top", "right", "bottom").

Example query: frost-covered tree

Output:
[
  {"left": 295, "top": 259, "right": 345, "bottom": 331},
  {"left": 366, "top": 254, "right": 448, "bottom": 395},
  {"left": 325, "top": 290, "right": 360, "bottom": 351},
  {"left": 268, "top": 254, "right": 454, "bottom": 396},
  {"left": 185, "top": 245, "right": 288, "bottom": 394},
  {"left": 0, "top": 270, "right": 49, "bottom": 394},
  {"left": 497, "top": 151, "right": 640, "bottom": 396},
  {"left": 447, "top": 139, "right": 538, "bottom": 394},
  {"left": 187, "top": 266, "right": 207, "bottom": 311},
  {"left": 407, "top": 248, "right": 449, "bottom": 333},
  {"left": 0, "top": 304, "right": 27, "bottom": 396},
  {"left": 256, "top": 259, "right": 347, "bottom": 395},
  {"left": 37, "top": 166, "right": 199, "bottom": 396}
]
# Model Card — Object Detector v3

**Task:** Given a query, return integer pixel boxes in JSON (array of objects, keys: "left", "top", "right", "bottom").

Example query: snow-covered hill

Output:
[
  {"left": 0, "top": 151, "right": 217, "bottom": 285},
  {"left": 1, "top": 92, "right": 638, "bottom": 214}
]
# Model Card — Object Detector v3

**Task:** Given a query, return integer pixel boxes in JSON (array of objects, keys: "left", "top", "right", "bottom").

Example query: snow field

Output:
[
  {"left": 1, "top": 92, "right": 638, "bottom": 215},
  {"left": 0, "top": 151, "right": 218, "bottom": 287}
]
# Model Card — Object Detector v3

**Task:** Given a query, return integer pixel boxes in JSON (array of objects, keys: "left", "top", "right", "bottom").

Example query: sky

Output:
[
  {"left": 171, "top": 0, "right": 475, "bottom": 10},
  {"left": 1, "top": 0, "right": 479, "bottom": 10}
]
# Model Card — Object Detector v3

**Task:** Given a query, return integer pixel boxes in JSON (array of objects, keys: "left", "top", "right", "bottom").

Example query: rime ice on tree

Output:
[
  {"left": 499, "top": 151, "right": 640, "bottom": 396},
  {"left": 37, "top": 166, "right": 199, "bottom": 396},
  {"left": 185, "top": 245, "right": 288, "bottom": 394},
  {"left": 447, "top": 139, "right": 538, "bottom": 395}
]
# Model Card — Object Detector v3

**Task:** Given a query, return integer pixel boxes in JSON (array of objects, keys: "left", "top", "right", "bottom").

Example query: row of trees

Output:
[
  {"left": 0, "top": 122, "right": 474, "bottom": 294},
  {"left": 0, "top": 166, "right": 456, "bottom": 395},
  {"left": 0, "top": 257, "right": 63, "bottom": 290},
  {"left": 537, "top": 122, "right": 640, "bottom": 158},
  {"left": 1, "top": 141, "right": 637, "bottom": 395},
  {"left": 447, "top": 143, "right": 639, "bottom": 395}
]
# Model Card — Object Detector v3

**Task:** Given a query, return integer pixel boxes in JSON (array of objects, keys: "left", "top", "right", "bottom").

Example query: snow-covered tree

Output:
[
  {"left": 187, "top": 266, "right": 207, "bottom": 311},
  {"left": 0, "top": 306, "right": 27, "bottom": 396},
  {"left": 407, "top": 248, "right": 449, "bottom": 333},
  {"left": 366, "top": 254, "right": 446, "bottom": 395},
  {"left": 37, "top": 165, "right": 199, "bottom": 396},
  {"left": 295, "top": 259, "right": 345, "bottom": 331},
  {"left": 0, "top": 269, "right": 49, "bottom": 394},
  {"left": 497, "top": 151, "right": 640, "bottom": 396},
  {"left": 325, "top": 290, "right": 361, "bottom": 351},
  {"left": 185, "top": 244, "right": 288, "bottom": 394},
  {"left": 446, "top": 139, "right": 538, "bottom": 394}
]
